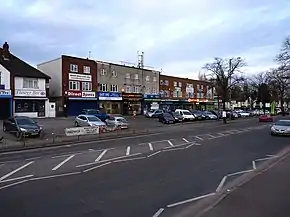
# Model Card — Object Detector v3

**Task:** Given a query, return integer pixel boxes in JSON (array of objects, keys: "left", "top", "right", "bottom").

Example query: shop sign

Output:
[
  {"left": 0, "top": 90, "right": 11, "bottom": 96},
  {"left": 143, "top": 94, "right": 160, "bottom": 99},
  {"left": 69, "top": 73, "right": 91, "bottom": 82},
  {"left": 64, "top": 126, "right": 99, "bottom": 136},
  {"left": 122, "top": 93, "right": 143, "bottom": 98},
  {"left": 65, "top": 91, "right": 82, "bottom": 97},
  {"left": 15, "top": 89, "right": 46, "bottom": 97},
  {"left": 82, "top": 91, "right": 95, "bottom": 98},
  {"left": 98, "top": 92, "right": 122, "bottom": 100}
]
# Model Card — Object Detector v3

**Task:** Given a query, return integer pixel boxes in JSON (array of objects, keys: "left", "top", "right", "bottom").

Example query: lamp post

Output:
[{"left": 229, "top": 58, "right": 232, "bottom": 110}]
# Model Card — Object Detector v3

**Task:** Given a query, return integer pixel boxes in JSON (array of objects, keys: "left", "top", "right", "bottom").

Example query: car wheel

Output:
[
  {"left": 75, "top": 121, "right": 79, "bottom": 127},
  {"left": 3, "top": 125, "right": 6, "bottom": 132},
  {"left": 16, "top": 131, "right": 21, "bottom": 138},
  {"left": 270, "top": 132, "right": 275, "bottom": 136}
]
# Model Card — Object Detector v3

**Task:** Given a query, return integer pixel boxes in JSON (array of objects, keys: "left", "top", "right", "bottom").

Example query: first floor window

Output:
[
  {"left": 83, "top": 66, "right": 90, "bottom": 74},
  {"left": 111, "top": 84, "right": 118, "bottom": 92},
  {"left": 69, "top": 81, "right": 80, "bottom": 90},
  {"left": 70, "top": 64, "right": 78, "bottom": 72},
  {"left": 133, "top": 86, "right": 140, "bottom": 93},
  {"left": 23, "top": 78, "right": 39, "bottom": 89},
  {"left": 82, "top": 82, "right": 92, "bottom": 91},
  {"left": 99, "top": 84, "right": 108, "bottom": 91},
  {"left": 126, "top": 86, "right": 131, "bottom": 93}
]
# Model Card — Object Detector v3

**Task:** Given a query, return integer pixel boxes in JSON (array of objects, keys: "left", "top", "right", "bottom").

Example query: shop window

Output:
[
  {"left": 15, "top": 99, "right": 45, "bottom": 113},
  {"left": 23, "top": 78, "right": 39, "bottom": 89},
  {"left": 69, "top": 81, "right": 80, "bottom": 90}
]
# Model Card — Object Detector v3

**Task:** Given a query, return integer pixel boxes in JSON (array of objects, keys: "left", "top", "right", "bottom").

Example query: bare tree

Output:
[
  {"left": 203, "top": 57, "right": 246, "bottom": 109},
  {"left": 276, "top": 36, "right": 290, "bottom": 66}
]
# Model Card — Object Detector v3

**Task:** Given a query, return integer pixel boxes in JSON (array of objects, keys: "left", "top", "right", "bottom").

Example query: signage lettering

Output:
[
  {"left": 66, "top": 91, "right": 82, "bottom": 97},
  {"left": 69, "top": 73, "right": 91, "bottom": 82},
  {"left": 82, "top": 92, "right": 95, "bottom": 98},
  {"left": 122, "top": 93, "right": 142, "bottom": 98},
  {"left": 0, "top": 90, "right": 11, "bottom": 96},
  {"left": 64, "top": 126, "right": 99, "bottom": 136},
  {"left": 15, "top": 90, "right": 46, "bottom": 97}
]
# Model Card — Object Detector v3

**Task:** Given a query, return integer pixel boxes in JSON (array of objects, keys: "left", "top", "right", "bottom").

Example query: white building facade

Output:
[
  {"left": 0, "top": 64, "right": 12, "bottom": 119},
  {"left": 13, "top": 76, "right": 50, "bottom": 118}
]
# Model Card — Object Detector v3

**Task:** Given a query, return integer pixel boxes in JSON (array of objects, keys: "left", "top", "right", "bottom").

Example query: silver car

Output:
[
  {"left": 271, "top": 120, "right": 290, "bottom": 136},
  {"left": 106, "top": 116, "right": 129, "bottom": 129},
  {"left": 75, "top": 115, "right": 106, "bottom": 127}
]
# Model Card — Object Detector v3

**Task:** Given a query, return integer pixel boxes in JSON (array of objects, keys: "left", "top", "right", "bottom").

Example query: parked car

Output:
[
  {"left": 81, "top": 109, "right": 110, "bottom": 121},
  {"left": 106, "top": 116, "right": 129, "bottom": 129},
  {"left": 175, "top": 109, "right": 195, "bottom": 121},
  {"left": 158, "top": 113, "right": 175, "bottom": 124},
  {"left": 169, "top": 111, "right": 184, "bottom": 122},
  {"left": 259, "top": 114, "right": 273, "bottom": 122},
  {"left": 202, "top": 111, "right": 218, "bottom": 120},
  {"left": 237, "top": 111, "right": 251, "bottom": 117},
  {"left": 3, "top": 116, "right": 42, "bottom": 138},
  {"left": 145, "top": 109, "right": 163, "bottom": 118},
  {"left": 75, "top": 115, "right": 107, "bottom": 127},
  {"left": 271, "top": 119, "right": 290, "bottom": 136},
  {"left": 190, "top": 110, "right": 205, "bottom": 120}
]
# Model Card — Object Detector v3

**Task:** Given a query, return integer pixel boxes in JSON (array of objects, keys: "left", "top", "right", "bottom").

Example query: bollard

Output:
[{"left": 52, "top": 133, "right": 55, "bottom": 143}]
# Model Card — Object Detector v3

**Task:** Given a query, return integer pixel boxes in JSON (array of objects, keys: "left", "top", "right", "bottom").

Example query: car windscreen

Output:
[
  {"left": 173, "top": 112, "right": 181, "bottom": 116},
  {"left": 16, "top": 118, "right": 36, "bottom": 125},
  {"left": 164, "top": 113, "right": 173, "bottom": 118},
  {"left": 276, "top": 121, "right": 290, "bottom": 126},
  {"left": 116, "top": 118, "right": 127, "bottom": 123},
  {"left": 183, "top": 111, "right": 192, "bottom": 115},
  {"left": 85, "top": 109, "right": 99, "bottom": 114},
  {"left": 87, "top": 116, "right": 101, "bottom": 122}
]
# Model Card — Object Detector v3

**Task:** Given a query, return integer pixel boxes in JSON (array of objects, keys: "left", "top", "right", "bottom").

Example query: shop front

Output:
[
  {"left": 159, "top": 99, "right": 193, "bottom": 111},
  {"left": 64, "top": 90, "right": 98, "bottom": 116},
  {"left": 0, "top": 88, "right": 12, "bottom": 120},
  {"left": 122, "top": 93, "right": 143, "bottom": 115},
  {"left": 97, "top": 92, "right": 122, "bottom": 114},
  {"left": 14, "top": 89, "right": 49, "bottom": 118},
  {"left": 188, "top": 98, "right": 214, "bottom": 110},
  {"left": 142, "top": 94, "right": 161, "bottom": 111}
]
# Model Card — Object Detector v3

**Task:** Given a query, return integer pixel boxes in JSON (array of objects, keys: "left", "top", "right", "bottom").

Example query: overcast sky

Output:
[{"left": 1, "top": 0, "right": 290, "bottom": 79}]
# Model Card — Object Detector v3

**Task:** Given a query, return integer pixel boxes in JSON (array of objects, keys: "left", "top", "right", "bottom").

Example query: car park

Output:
[
  {"left": 175, "top": 109, "right": 195, "bottom": 121},
  {"left": 75, "top": 115, "right": 107, "bottom": 127},
  {"left": 3, "top": 116, "right": 43, "bottom": 138},
  {"left": 81, "top": 109, "right": 110, "bottom": 121},
  {"left": 158, "top": 113, "right": 175, "bottom": 124},
  {"left": 106, "top": 116, "right": 129, "bottom": 129},
  {"left": 271, "top": 119, "right": 290, "bottom": 136}
]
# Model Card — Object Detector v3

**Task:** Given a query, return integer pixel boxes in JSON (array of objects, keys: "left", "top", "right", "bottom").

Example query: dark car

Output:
[
  {"left": 81, "top": 109, "right": 110, "bottom": 121},
  {"left": 158, "top": 113, "right": 175, "bottom": 124},
  {"left": 3, "top": 116, "right": 42, "bottom": 138},
  {"left": 169, "top": 111, "right": 184, "bottom": 122},
  {"left": 190, "top": 110, "right": 205, "bottom": 120}
]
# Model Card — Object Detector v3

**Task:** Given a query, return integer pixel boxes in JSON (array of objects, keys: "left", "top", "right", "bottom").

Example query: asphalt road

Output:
[{"left": 0, "top": 118, "right": 289, "bottom": 217}]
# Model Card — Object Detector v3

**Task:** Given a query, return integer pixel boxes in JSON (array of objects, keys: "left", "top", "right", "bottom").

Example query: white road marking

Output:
[
  {"left": 167, "top": 192, "right": 216, "bottom": 208},
  {"left": 0, "top": 179, "right": 28, "bottom": 190},
  {"left": 83, "top": 162, "right": 111, "bottom": 173},
  {"left": 182, "top": 138, "right": 189, "bottom": 143},
  {"left": 126, "top": 146, "right": 131, "bottom": 156},
  {"left": 76, "top": 153, "right": 141, "bottom": 168},
  {"left": 217, "top": 133, "right": 225, "bottom": 136},
  {"left": 216, "top": 175, "right": 227, "bottom": 192},
  {"left": 207, "top": 134, "right": 216, "bottom": 138},
  {"left": 152, "top": 208, "right": 165, "bottom": 217},
  {"left": 266, "top": 154, "right": 277, "bottom": 158},
  {"left": 163, "top": 147, "right": 185, "bottom": 152},
  {"left": 227, "top": 169, "right": 254, "bottom": 177},
  {"left": 0, "top": 161, "right": 34, "bottom": 181},
  {"left": 113, "top": 157, "right": 146, "bottom": 163},
  {"left": 25, "top": 157, "right": 42, "bottom": 161},
  {"left": 148, "top": 143, "right": 153, "bottom": 151},
  {"left": 195, "top": 136, "right": 203, "bottom": 140},
  {"left": 52, "top": 153, "right": 76, "bottom": 159},
  {"left": 95, "top": 150, "right": 108, "bottom": 162},
  {"left": 30, "top": 172, "right": 81, "bottom": 181},
  {"left": 255, "top": 157, "right": 273, "bottom": 162},
  {"left": 52, "top": 155, "right": 75, "bottom": 171},
  {"left": 167, "top": 140, "right": 174, "bottom": 146},
  {"left": 185, "top": 144, "right": 195, "bottom": 149},
  {"left": 147, "top": 151, "right": 161, "bottom": 158},
  {"left": 0, "top": 174, "right": 34, "bottom": 183},
  {"left": 88, "top": 149, "right": 94, "bottom": 151},
  {"left": 252, "top": 161, "right": 256, "bottom": 170}
]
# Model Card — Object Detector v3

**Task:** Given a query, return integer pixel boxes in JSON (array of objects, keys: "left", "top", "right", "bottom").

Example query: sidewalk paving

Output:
[{"left": 200, "top": 153, "right": 290, "bottom": 217}]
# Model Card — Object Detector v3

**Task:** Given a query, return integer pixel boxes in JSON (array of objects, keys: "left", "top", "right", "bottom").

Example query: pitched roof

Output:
[{"left": 0, "top": 48, "right": 50, "bottom": 79}]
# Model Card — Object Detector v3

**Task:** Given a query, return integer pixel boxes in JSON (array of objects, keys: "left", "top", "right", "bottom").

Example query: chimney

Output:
[{"left": 2, "top": 42, "right": 10, "bottom": 59}]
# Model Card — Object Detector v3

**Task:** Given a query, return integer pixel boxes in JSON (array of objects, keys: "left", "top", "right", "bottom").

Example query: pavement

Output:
[{"left": 0, "top": 118, "right": 289, "bottom": 217}]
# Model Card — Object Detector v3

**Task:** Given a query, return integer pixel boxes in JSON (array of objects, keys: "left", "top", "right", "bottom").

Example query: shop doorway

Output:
[{"left": 0, "top": 99, "right": 11, "bottom": 120}]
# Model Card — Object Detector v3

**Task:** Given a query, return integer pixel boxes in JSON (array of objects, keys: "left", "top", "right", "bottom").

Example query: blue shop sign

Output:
[
  {"left": 143, "top": 94, "right": 160, "bottom": 99},
  {"left": 98, "top": 92, "right": 122, "bottom": 100}
]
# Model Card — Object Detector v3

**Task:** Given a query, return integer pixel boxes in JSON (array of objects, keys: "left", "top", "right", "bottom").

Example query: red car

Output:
[{"left": 259, "top": 115, "right": 273, "bottom": 122}]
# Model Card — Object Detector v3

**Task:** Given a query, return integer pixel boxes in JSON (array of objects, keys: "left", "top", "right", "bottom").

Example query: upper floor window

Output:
[
  {"left": 134, "top": 74, "right": 139, "bottom": 80},
  {"left": 99, "top": 83, "right": 108, "bottom": 91},
  {"left": 112, "top": 70, "right": 117, "bottom": 77},
  {"left": 186, "top": 83, "right": 193, "bottom": 88},
  {"left": 83, "top": 66, "right": 90, "bottom": 74},
  {"left": 111, "top": 84, "right": 118, "bottom": 92},
  {"left": 70, "top": 64, "right": 78, "bottom": 72},
  {"left": 164, "top": 80, "right": 169, "bottom": 86},
  {"left": 146, "top": 76, "right": 150, "bottom": 82},
  {"left": 133, "top": 86, "right": 140, "bottom": 93},
  {"left": 178, "top": 82, "right": 182, "bottom": 87},
  {"left": 100, "top": 68, "right": 106, "bottom": 75},
  {"left": 23, "top": 78, "right": 39, "bottom": 89},
  {"left": 126, "top": 73, "right": 130, "bottom": 79},
  {"left": 69, "top": 81, "right": 80, "bottom": 90},
  {"left": 82, "top": 82, "right": 92, "bottom": 91},
  {"left": 0, "top": 72, "right": 2, "bottom": 84},
  {"left": 146, "top": 87, "right": 151, "bottom": 94},
  {"left": 153, "top": 76, "right": 157, "bottom": 82},
  {"left": 126, "top": 85, "right": 131, "bottom": 93},
  {"left": 152, "top": 88, "right": 157, "bottom": 94},
  {"left": 173, "top": 81, "right": 177, "bottom": 87}
]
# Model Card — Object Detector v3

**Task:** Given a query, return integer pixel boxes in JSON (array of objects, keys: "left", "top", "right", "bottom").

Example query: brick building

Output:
[{"left": 159, "top": 74, "right": 214, "bottom": 111}]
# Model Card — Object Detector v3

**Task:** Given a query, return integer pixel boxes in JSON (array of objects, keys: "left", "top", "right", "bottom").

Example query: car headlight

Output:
[{"left": 19, "top": 128, "right": 27, "bottom": 131}]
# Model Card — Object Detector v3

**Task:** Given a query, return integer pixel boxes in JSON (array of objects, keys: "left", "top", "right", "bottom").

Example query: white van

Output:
[{"left": 175, "top": 109, "right": 195, "bottom": 121}]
